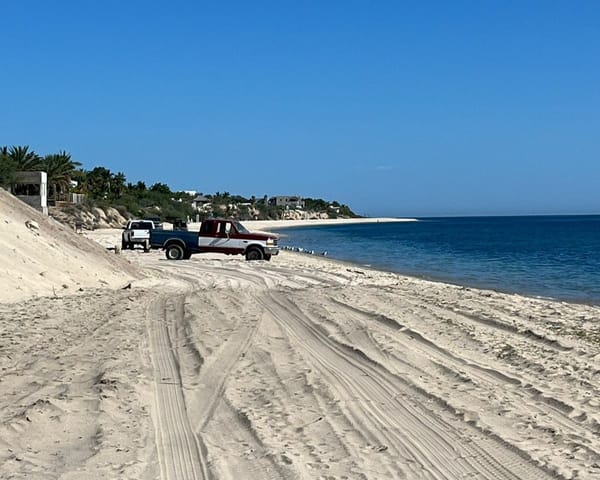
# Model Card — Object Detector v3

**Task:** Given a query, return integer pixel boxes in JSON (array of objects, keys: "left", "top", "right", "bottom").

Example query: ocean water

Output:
[{"left": 277, "top": 216, "right": 600, "bottom": 305}]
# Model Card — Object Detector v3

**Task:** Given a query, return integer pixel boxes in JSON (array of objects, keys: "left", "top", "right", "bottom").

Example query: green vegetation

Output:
[
  {"left": 1, "top": 144, "right": 358, "bottom": 222},
  {"left": 71, "top": 167, "right": 195, "bottom": 221},
  {"left": 0, "top": 146, "right": 194, "bottom": 220},
  {"left": 0, "top": 147, "right": 17, "bottom": 187},
  {"left": 304, "top": 198, "right": 355, "bottom": 218}
]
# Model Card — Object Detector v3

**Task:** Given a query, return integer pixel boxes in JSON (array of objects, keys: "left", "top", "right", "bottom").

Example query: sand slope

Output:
[{"left": 0, "top": 188, "right": 138, "bottom": 303}]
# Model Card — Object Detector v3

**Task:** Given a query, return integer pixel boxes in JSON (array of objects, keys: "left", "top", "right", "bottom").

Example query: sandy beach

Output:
[{"left": 1, "top": 195, "right": 599, "bottom": 479}]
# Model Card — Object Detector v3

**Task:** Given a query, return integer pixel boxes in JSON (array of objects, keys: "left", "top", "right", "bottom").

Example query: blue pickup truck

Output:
[{"left": 150, "top": 218, "right": 279, "bottom": 261}]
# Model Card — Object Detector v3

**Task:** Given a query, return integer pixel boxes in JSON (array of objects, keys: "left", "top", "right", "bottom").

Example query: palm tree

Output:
[
  {"left": 83, "top": 167, "right": 114, "bottom": 198},
  {"left": 42, "top": 151, "right": 82, "bottom": 201},
  {"left": 8, "top": 146, "right": 43, "bottom": 171},
  {"left": 0, "top": 147, "right": 17, "bottom": 187},
  {"left": 112, "top": 172, "right": 127, "bottom": 198}
]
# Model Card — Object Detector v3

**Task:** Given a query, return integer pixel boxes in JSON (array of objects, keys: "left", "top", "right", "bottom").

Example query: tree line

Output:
[
  {"left": 0, "top": 145, "right": 195, "bottom": 219},
  {"left": 0, "top": 145, "right": 357, "bottom": 220}
]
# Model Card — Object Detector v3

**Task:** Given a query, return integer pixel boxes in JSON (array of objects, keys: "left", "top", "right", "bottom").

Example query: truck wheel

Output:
[
  {"left": 264, "top": 254, "right": 272, "bottom": 261},
  {"left": 143, "top": 240, "right": 150, "bottom": 253},
  {"left": 121, "top": 240, "right": 127, "bottom": 250},
  {"left": 165, "top": 244, "right": 185, "bottom": 260},
  {"left": 245, "top": 247, "right": 264, "bottom": 261},
  {"left": 183, "top": 251, "right": 192, "bottom": 260}
]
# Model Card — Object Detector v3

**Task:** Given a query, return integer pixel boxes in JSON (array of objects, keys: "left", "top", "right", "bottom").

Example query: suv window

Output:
[{"left": 130, "top": 221, "right": 153, "bottom": 229}]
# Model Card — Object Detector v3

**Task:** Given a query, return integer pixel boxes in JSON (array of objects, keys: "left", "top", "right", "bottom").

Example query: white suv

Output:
[{"left": 121, "top": 220, "right": 157, "bottom": 251}]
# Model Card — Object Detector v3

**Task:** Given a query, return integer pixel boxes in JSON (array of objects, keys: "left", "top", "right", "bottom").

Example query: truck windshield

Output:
[{"left": 234, "top": 222, "right": 249, "bottom": 234}]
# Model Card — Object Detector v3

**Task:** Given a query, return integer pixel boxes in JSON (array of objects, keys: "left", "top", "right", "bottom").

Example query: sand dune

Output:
[
  {"left": 0, "top": 188, "right": 138, "bottom": 302},
  {"left": 1, "top": 204, "right": 599, "bottom": 479}
]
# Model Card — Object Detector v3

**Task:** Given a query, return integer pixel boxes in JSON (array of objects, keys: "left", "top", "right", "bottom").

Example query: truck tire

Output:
[
  {"left": 183, "top": 251, "right": 192, "bottom": 260},
  {"left": 165, "top": 244, "right": 185, "bottom": 260},
  {"left": 245, "top": 246, "right": 264, "bottom": 261},
  {"left": 264, "top": 254, "right": 272, "bottom": 261},
  {"left": 143, "top": 240, "right": 150, "bottom": 252}
]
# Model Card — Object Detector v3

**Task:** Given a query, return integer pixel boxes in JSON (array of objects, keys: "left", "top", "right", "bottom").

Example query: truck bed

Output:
[{"left": 150, "top": 229, "right": 198, "bottom": 249}]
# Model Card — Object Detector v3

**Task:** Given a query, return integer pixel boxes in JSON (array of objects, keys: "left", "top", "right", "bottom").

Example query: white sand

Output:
[{"left": 1, "top": 196, "right": 599, "bottom": 479}]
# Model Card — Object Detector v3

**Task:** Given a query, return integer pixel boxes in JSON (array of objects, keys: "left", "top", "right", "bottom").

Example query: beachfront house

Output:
[
  {"left": 191, "top": 194, "right": 211, "bottom": 211},
  {"left": 10, "top": 171, "right": 48, "bottom": 215},
  {"left": 269, "top": 195, "right": 305, "bottom": 209}
]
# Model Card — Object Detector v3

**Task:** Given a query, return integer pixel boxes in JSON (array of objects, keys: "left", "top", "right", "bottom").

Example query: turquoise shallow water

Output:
[{"left": 277, "top": 216, "right": 600, "bottom": 304}]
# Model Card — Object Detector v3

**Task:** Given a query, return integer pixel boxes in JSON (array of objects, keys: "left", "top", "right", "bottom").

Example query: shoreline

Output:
[
  {"left": 242, "top": 217, "right": 600, "bottom": 307},
  {"left": 292, "top": 248, "right": 600, "bottom": 307},
  {"left": 281, "top": 246, "right": 600, "bottom": 307}
]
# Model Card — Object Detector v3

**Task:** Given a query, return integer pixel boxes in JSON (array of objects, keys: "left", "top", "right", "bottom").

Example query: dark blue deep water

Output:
[{"left": 277, "top": 216, "right": 600, "bottom": 304}]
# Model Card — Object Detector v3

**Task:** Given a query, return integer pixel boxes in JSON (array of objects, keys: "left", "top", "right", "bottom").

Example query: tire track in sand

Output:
[
  {"left": 147, "top": 293, "right": 210, "bottom": 480},
  {"left": 184, "top": 291, "right": 263, "bottom": 432},
  {"left": 261, "top": 291, "right": 558, "bottom": 480}
]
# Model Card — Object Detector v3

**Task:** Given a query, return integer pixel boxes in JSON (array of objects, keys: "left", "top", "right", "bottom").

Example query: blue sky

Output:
[{"left": 2, "top": 1, "right": 599, "bottom": 216}]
